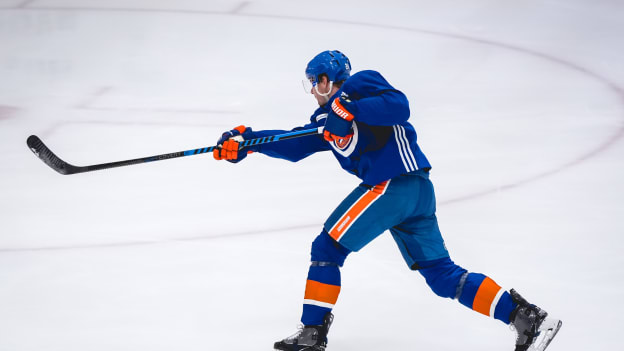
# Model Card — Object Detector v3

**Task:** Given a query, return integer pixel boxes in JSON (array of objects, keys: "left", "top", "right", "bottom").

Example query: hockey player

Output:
[{"left": 213, "top": 50, "right": 562, "bottom": 351}]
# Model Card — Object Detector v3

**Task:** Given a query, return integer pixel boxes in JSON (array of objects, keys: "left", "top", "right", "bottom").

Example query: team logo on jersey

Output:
[
  {"left": 331, "top": 122, "right": 358, "bottom": 157},
  {"left": 334, "top": 136, "right": 352, "bottom": 149}
]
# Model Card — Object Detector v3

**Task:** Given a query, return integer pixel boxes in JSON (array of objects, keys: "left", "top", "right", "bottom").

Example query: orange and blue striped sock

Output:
[
  {"left": 301, "top": 264, "right": 341, "bottom": 326},
  {"left": 457, "top": 273, "right": 516, "bottom": 324}
]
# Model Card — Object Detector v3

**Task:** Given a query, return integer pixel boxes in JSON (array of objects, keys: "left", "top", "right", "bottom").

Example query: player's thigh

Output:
[
  {"left": 323, "top": 181, "right": 402, "bottom": 252},
  {"left": 390, "top": 214, "right": 449, "bottom": 269}
]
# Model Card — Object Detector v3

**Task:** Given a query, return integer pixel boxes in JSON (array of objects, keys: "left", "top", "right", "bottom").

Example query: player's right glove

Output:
[
  {"left": 213, "top": 125, "right": 255, "bottom": 163},
  {"left": 324, "top": 96, "right": 355, "bottom": 142}
]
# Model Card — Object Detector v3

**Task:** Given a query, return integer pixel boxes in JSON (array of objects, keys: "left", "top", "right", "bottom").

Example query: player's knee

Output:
[
  {"left": 310, "top": 230, "right": 351, "bottom": 267},
  {"left": 417, "top": 257, "right": 467, "bottom": 299}
]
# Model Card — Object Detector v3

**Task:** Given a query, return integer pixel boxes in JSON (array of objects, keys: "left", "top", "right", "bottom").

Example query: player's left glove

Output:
[
  {"left": 213, "top": 125, "right": 255, "bottom": 163},
  {"left": 324, "top": 96, "right": 356, "bottom": 142}
]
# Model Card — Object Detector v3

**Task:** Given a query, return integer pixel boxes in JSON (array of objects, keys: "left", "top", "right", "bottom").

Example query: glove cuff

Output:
[
  {"left": 233, "top": 125, "right": 247, "bottom": 134},
  {"left": 331, "top": 97, "right": 355, "bottom": 121}
]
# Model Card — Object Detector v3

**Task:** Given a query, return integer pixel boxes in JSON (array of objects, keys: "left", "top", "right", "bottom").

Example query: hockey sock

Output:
[
  {"left": 457, "top": 273, "right": 517, "bottom": 324},
  {"left": 302, "top": 263, "right": 341, "bottom": 326},
  {"left": 301, "top": 231, "right": 351, "bottom": 326},
  {"left": 417, "top": 258, "right": 517, "bottom": 324}
]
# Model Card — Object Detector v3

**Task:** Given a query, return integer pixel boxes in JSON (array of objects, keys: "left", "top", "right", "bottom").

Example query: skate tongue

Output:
[{"left": 284, "top": 325, "right": 305, "bottom": 341}]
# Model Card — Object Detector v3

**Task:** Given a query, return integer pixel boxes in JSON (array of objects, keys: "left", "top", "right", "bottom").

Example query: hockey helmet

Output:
[{"left": 305, "top": 50, "right": 351, "bottom": 86}]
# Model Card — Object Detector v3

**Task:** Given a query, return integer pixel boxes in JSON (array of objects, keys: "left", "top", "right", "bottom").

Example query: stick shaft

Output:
[{"left": 27, "top": 127, "right": 322, "bottom": 175}]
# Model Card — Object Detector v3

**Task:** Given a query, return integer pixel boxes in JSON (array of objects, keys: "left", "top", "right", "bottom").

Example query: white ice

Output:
[{"left": 1, "top": 0, "right": 623, "bottom": 350}]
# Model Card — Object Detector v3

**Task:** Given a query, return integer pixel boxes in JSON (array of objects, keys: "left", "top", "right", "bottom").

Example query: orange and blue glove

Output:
[
  {"left": 324, "top": 96, "right": 356, "bottom": 142},
  {"left": 213, "top": 125, "right": 255, "bottom": 163}
]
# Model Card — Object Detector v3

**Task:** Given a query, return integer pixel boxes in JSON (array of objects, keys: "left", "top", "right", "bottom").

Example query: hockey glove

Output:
[
  {"left": 324, "top": 96, "right": 355, "bottom": 142},
  {"left": 213, "top": 125, "right": 255, "bottom": 163}
]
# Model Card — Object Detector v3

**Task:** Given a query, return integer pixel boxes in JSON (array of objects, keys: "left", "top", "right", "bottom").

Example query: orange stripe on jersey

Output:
[
  {"left": 304, "top": 280, "right": 341, "bottom": 305},
  {"left": 328, "top": 181, "right": 390, "bottom": 242},
  {"left": 472, "top": 277, "right": 502, "bottom": 316}
]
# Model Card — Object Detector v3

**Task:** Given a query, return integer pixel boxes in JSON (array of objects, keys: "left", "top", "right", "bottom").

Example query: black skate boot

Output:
[
  {"left": 509, "top": 289, "right": 562, "bottom": 351},
  {"left": 274, "top": 312, "right": 333, "bottom": 351}
]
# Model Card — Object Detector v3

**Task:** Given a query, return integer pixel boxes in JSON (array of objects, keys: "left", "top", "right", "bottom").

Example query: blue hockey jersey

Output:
[{"left": 253, "top": 70, "right": 431, "bottom": 186}]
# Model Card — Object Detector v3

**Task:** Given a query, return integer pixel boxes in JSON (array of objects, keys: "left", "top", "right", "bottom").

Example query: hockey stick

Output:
[{"left": 27, "top": 127, "right": 323, "bottom": 175}]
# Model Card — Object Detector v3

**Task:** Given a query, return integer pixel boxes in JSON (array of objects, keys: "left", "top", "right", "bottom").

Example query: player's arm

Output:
[
  {"left": 342, "top": 70, "right": 410, "bottom": 126},
  {"left": 322, "top": 71, "right": 410, "bottom": 141},
  {"left": 253, "top": 123, "right": 330, "bottom": 162},
  {"left": 348, "top": 89, "right": 410, "bottom": 126},
  {"left": 213, "top": 123, "right": 330, "bottom": 163}
]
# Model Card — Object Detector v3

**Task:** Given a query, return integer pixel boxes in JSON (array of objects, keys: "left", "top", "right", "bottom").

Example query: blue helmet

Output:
[{"left": 305, "top": 50, "right": 351, "bottom": 84}]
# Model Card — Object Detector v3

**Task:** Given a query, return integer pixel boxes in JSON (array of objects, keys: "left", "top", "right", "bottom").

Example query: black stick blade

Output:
[{"left": 26, "top": 135, "right": 80, "bottom": 175}]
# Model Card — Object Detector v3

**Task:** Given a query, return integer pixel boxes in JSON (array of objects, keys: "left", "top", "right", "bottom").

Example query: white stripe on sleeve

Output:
[
  {"left": 393, "top": 125, "right": 415, "bottom": 172},
  {"left": 398, "top": 125, "right": 417, "bottom": 171}
]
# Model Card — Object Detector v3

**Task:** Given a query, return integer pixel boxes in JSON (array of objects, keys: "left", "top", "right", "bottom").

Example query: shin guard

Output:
[{"left": 301, "top": 231, "right": 351, "bottom": 326}]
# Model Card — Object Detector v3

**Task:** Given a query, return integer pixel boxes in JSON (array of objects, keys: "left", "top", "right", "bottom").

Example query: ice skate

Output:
[
  {"left": 510, "top": 289, "right": 562, "bottom": 351},
  {"left": 274, "top": 313, "right": 333, "bottom": 351}
]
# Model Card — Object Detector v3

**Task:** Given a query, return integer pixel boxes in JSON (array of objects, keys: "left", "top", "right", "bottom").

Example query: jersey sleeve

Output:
[
  {"left": 342, "top": 70, "right": 410, "bottom": 126},
  {"left": 254, "top": 122, "right": 331, "bottom": 162}
]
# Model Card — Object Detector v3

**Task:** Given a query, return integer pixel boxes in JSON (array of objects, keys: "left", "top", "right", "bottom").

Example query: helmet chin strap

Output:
[{"left": 314, "top": 81, "right": 334, "bottom": 97}]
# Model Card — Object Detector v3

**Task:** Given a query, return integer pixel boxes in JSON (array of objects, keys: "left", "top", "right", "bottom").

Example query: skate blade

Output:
[{"left": 530, "top": 318, "right": 562, "bottom": 351}]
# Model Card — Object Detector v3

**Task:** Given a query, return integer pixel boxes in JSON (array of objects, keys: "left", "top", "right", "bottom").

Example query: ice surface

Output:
[{"left": 1, "top": 1, "right": 623, "bottom": 350}]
